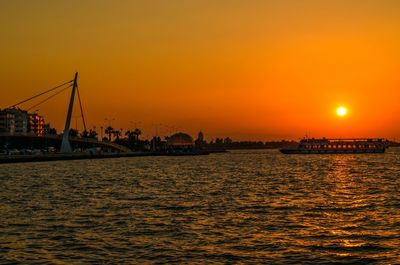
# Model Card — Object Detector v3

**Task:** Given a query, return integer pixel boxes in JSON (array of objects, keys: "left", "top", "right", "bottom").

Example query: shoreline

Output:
[{"left": 0, "top": 150, "right": 228, "bottom": 164}]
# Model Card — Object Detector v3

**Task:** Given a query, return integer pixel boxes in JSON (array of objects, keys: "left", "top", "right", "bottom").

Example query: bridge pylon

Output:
[{"left": 60, "top": 72, "right": 78, "bottom": 153}]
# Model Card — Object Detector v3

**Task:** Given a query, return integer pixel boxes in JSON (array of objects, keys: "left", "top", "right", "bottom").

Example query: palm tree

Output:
[
  {"left": 125, "top": 130, "right": 135, "bottom": 140},
  {"left": 105, "top": 126, "right": 113, "bottom": 141},
  {"left": 113, "top": 129, "right": 122, "bottom": 142},
  {"left": 133, "top": 128, "right": 142, "bottom": 144},
  {"left": 125, "top": 130, "right": 135, "bottom": 149},
  {"left": 89, "top": 129, "right": 98, "bottom": 139}
]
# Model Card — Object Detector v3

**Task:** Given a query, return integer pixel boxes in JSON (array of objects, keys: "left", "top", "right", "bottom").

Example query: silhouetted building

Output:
[
  {"left": 0, "top": 110, "right": 15, "bottom": 134},
  {"left": 198, "top": 131, "right": 204, "bottom": 142},
  {"left": 167, "top": 132, "right": 194, "bottom": 150},
  {"left": 195, "top": 131, "right": 206, "bottom": 148},
  {"left": 0, "top": 108, "right": 47, "bottom": 136},
  {"left": 6, "top": 108, "right": 29, "bottom": 135},
  {"left": 28, "top": 113, "right": 45, "bottom": 136}
]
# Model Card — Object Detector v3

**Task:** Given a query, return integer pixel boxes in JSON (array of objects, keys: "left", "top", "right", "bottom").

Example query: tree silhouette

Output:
[
  {"left": 113, "top": 129, "right": 122, "bottom": 142},
  {"left": 125, "top": 130, "right": 133, "bottom": 139},
  {"left": 69, "top": 128, "right": 79, "bottom": 137},
  {"left": 47, "top": 127, "right": 57, "bottom": 135},
  {"left": 133, "top": 128, "right": 142, "bottom": 144},
  {"left": 88, "top": 129, "right": 98, "bottom": 139},
  {"left": 105, "top": 126, "right": 113, "bottom": 141},
  {"left": 80, "top": 130, "right": 89, "bottom": 138},
  {"left": 124, "top": 130, "right": 135, "bottom": 149}
]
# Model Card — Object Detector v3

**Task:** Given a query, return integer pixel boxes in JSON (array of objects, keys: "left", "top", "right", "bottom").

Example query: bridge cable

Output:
[
  {"left": 8, "top": 80, "right": 73, "bottom": 108},
  {"left": 76, "top": 84, "right": 87, "bottom": 132},
  {"left": 27, "top": 84, "right": 73, "bottom": 111}
]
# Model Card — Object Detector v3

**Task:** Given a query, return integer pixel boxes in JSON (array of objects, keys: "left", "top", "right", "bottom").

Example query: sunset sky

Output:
[{"left": 1, "top": 0, "right": 400, "bottom": 140}]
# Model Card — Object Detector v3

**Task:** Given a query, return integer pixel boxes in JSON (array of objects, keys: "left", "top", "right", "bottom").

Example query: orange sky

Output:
[{"left": 1, "top": 0, "right": 400, "bottom": 141}]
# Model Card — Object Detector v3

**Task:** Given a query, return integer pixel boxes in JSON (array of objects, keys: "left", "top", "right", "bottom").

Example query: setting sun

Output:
[{"left": 336, "top": 106, "right": 347, "bottom": 117}]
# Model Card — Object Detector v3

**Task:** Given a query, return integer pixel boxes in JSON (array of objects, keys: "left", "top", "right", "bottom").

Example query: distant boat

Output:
[{"left": 280, "top": 138, "right": 389, "bottom": 154}]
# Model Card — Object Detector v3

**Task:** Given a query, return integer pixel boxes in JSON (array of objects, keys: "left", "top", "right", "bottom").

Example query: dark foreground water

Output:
[{"left": 1, "top": 149, "right": 400, "bottom": 264}]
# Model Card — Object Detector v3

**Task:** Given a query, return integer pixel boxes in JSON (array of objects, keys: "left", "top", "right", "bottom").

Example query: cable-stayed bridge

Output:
[{"left": 1, "top": 73, "right": 129, "bottom": 153}]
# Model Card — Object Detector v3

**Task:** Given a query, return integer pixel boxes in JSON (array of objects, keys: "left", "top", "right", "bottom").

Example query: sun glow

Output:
[{"left": 336, "top": 106, "right": 347, "bottom": 117}]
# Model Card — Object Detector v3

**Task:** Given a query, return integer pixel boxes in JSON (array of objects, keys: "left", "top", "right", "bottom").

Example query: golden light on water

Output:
[{"left": 336, "top": 106, "right": 347, "bottom": 117}]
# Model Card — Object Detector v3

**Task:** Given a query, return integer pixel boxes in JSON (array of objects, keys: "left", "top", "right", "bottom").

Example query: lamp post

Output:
[
  {"left": 130, "top": 121, "right": 142, "bottom": 130},
  {"left": 104, "top": 118, "right": 115, "bottom": 127},
  {"left": 152, "top": 123, "right": 162, "bottom": 137}
]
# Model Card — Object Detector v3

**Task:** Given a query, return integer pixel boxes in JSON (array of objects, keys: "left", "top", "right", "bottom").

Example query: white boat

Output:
[{"left": 280, "top": 138, "right": 389, "bottom": 154}]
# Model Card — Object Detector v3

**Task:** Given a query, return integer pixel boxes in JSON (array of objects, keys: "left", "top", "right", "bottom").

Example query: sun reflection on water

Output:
[
  {"left": 1, "top": 150, "right": 399, "bottom": 263},
  {"left": 302, "top": 155, "right": 396, "bottom": 261}
]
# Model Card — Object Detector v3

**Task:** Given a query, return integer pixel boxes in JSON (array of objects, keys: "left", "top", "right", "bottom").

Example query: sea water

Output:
[{"left": 1, "top": 149, "right": 399, "bottom": 263}]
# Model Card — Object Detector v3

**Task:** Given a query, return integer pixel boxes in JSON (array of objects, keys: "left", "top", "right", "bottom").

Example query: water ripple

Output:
[{"left": 1, "top": 149, "right": 400, "bottom": 263}]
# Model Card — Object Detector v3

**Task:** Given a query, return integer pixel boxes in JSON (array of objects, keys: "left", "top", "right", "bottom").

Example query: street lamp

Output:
[
  {"left": 130, "top": 121, "right": 142, "bottom": 129},
  {"left": 152, "top": 123, "right": 162, "bottom": 137},
  {"left": 104, "top": 118, "right": 115, "bottom": 127}
]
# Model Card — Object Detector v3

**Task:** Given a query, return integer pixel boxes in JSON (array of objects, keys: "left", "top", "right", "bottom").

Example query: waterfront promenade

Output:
[{"left": 0, "top": 150, "right": 216, "bottom": 164}]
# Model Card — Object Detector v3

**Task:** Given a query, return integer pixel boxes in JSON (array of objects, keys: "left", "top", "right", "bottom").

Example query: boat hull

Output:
[{"left": 280, "top": 148, "right": 386, "bottom": 154}]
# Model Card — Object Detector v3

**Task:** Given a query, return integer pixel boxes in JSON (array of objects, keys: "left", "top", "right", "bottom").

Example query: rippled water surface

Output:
[{"left": 1, "top": 149, "right": 400, "bottom": 264}]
